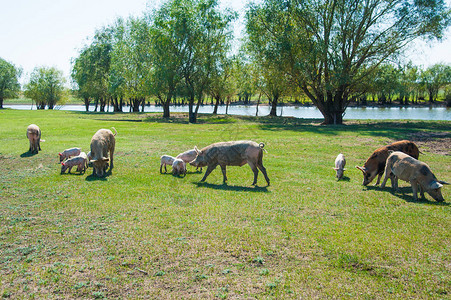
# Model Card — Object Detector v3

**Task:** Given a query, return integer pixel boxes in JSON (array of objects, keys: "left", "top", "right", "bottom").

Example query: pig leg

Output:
[
  {"left": 248, "top": 161, "right": 259, "bottom": 185},
  {"left": 410, "top": 180, "right": 418, "bottom": 200},
  {"left": 380, "top": 170, "right": 390, "bottom": 189},
  {"left": 417, "top": 182, "right": 425, "bottom": 199},
  {"left": 110, "top": 149, "right": 114, "bottom": 169},
  {"left": 200, "top": 163, "right": 217, "bottom": 182},
  {"left": 256, "top": 155, "right": 270, "bottom": 186},
  {"left": 160, "top": 163, "right": 164, "bottom": 173},
  {"left": 220, "top": 165, "right": 228, "bottom": 183},
  {"left": 375, "top": 173, "right": 382, "bottom": 185}
]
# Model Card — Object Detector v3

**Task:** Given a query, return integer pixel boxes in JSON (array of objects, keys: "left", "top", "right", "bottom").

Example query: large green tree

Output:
[
  {"left": 421, "top": 63, "right": 451, "bottom": 102},
  {"left": 0, "top": 58, "right": 21, "bottom": 109},
  {"left": 24, "top": 67, "right": 65, "bottom": 109},
  {"left": 246, "top": 0, "right": 450, "bottom": 124}
]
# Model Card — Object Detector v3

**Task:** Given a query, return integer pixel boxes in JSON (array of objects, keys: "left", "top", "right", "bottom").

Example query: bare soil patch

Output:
[{"left": 407, "top": 132, "right": 451, "bottom": 156}]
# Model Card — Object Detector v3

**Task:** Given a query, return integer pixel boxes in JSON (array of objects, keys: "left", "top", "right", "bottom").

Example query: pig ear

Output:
[
  {"left": 102, "top": 157, "right": 110, "bottom": 162},
  {"left": 58, "top": 153, "right": 62, "bottom": 156},
  {"left": 333, "top": 167, "right": 339, "bottom": 171},
  {"left": 356, "top": 166, "right": 365, "bottom": 173},
  {"left": 438, "top": 180, "right": 450, "bottom": 185},
  {"left": 194, "top": 146, "right": 200, "bottom": 154},
  {"left": 90, "top": 159, "right": 97, "bottom": 163},
  {"left": 61, "top": 162, "right": 65, "bottom": 166},
  {"left": 429, "top": 181, "right": 443, "bottom": 190}
]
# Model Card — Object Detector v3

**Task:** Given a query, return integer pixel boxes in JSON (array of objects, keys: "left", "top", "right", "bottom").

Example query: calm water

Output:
[{"left": 4, "top": 104, "right": 451, "bottom": 121}]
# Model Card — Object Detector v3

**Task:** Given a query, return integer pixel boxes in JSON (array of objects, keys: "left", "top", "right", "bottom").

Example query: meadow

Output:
[{"left": 0, "top": 109, "right": 450, "bottom": 299}]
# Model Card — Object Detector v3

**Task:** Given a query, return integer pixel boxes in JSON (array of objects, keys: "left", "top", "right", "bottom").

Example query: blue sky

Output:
[{"left": 0, "top": 0, "right": 450, "bottom": 85}]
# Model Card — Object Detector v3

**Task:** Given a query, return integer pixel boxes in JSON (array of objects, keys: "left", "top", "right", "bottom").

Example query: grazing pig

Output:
[
  {"left": 176, "top": 149, "right": 202, "bottom": 171},
  {"left": 26, "top": 124, "right": 43, "bottom": 154},
  {"left": 172, "top": 158, "right": 186, "bottom": 176},
  {"left": 381, "top": 151, "right": 449, "bottom": 202},
  {"left": 333, "top": 153, "right": 346, "bottom": 180},
  {"left": 190, "top": 140, "right": 270, "bottom": 186},
  {"left": 61, "top": 155, "right": 87, "bottom": 174},
  {"left": 90, "top": 127, "right": 117, "bottom": 177},
  {"left": 59, "top": 147, "right": 81, "bottom": 162},
  {"left": 160, "top": 155, "right": 175, "bottom": 173},
  {"left": 356, "top": 140, "right": 419, "bottom": 186}
]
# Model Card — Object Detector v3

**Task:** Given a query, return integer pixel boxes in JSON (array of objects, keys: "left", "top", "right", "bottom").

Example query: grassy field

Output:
[{"left": 0, "top": 109, "right": 450, "bottom": 299}]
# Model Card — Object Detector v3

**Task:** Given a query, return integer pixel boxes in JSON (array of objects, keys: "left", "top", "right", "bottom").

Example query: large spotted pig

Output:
[
  {"left": 381, "top": 151, "right": 449, "bottom": 202},
  {"left": 26, "top": 124, "right": 43, "bottom": 154},
  {"left": 356, "top": 140, "right": 419, "bottom": 186},
  {"left": 190, "top": 140, "right": 270, "bottom": 186},
  {"left": 90, "top": 127, "right": 117, "bottom": 177}
]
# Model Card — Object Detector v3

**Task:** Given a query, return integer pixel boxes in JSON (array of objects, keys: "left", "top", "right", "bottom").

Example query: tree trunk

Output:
[
  {"left": 0, "top": 97, "right": 3, "bottom": 109},
  {"left": 213, "top": 95, "right": 220, "bottom": 115},
  {"left": 269, "top": 97, "right": 278, "bottom": 116},
  {"left": 255, "top": 93, "right": 261, "bottom": 116}
]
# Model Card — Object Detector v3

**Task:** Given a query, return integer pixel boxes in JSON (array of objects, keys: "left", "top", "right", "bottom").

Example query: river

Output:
[{"left": 4, "top": 104, "right": 450, "bottom": 121}]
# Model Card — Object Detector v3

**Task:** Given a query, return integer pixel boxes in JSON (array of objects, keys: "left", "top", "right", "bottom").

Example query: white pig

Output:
[
  {"left": 172, "top": 158, "right": 186, "bottom": 176},
  {"left": 160, "top": 155, "right": 175, "bottom": 173},
  {"left": 333, "top": 153, "right": 346, "bottom": 180},
  {"left": 59, "top": 147, "right": 81, "bottom": 162}
]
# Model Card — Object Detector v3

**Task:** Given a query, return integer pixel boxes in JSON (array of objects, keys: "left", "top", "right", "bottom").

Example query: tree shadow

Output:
[
  {"left": 20, "top": 151, "right": 38, "bottom": 157},
  {"left": 365, "top": 185, "right": 449, "bottom": 206},
  {"left": 85, "top": 169, "right": 112, "bottom": 181},
  {"left": 194, "top": 181, "right": 270, "bottom": 193}
]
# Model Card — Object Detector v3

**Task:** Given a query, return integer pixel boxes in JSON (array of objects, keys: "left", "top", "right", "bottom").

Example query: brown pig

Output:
[
  {"left": 381, "top": 151, "right": 449, "bottom": 202},
  {"left": 89, "top": 127, "right": 117, "bottom": 177},
  {"left": 27, "top": 124, "right": 44, "bottom": 154},
  {"left": 356, "top": 140, "right": 419, "bottom": 186},
  {"left": 190, "top": 141, "right": 270, "bottom": 186}
]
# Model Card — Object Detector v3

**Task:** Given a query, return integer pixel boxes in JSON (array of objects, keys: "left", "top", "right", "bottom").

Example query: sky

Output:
[{"left": 0, "top": 0, "right": 450, "bottom": 86}]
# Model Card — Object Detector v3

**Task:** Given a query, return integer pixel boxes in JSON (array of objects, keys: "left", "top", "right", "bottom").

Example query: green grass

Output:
[{"left": 0, "top": 109, "right": 450, "bottom": 298}]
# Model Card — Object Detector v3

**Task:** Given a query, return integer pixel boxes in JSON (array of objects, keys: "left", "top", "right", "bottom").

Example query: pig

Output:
[
  {"left": 61, "top": 155, "right": 87, "bottom": 174},
  {"left": 172, "top": 158, "right": 187, "bottom": 176},
  {"left": 160, "top": 155, "right": 175, "bottom": 173},
  {"left": 356, "top": 140, "right": 419, "bottom": 186},
  {"left": 26, "top": 124, "right": 44, "bottom": 154},
  {"left": 381, "top": 151, "right": 449, "bottom": 202},
  {"left": 190, "top": 140, "right": 270, "bottom": 186},
  {"left": 176, "top": 149, "right": 202, "bottom": 171},
  {"left": 89, "top": 127, "right": 117, "bottom": 177},
  {"left": 58, "top": 147, "right": 81, "bottom": 162},
  {"left": 333, "top": 153, "right": 346, "bottom": 180},
  {"left": 78, "top": 152, "right": 89, "bottom": 171}
]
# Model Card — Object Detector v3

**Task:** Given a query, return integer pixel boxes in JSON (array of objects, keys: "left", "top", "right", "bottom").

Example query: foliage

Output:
[
  {"left": 0, "top": 58, "right": 21, "bottom": 109},
  {"left": 421, "top": 63, "right": 451, "bottom": 102},
  {"left": 245, "top": 0, "right": 451, "bottom": 124},
  {"left": 24, "top": 66, "right": 65, "bottom": 109}
]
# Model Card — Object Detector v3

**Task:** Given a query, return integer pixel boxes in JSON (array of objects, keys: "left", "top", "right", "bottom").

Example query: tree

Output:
[
  {"left": 246, "top": 0, "right": 450, "bottom": 124},
  {"left": 148, "top": 2, "right": 185, "bottom": 118},
  {"left": 421, "top": 63, "right": 451, "bottom": 102},
  {"left": 0, "top": 58, "right": 21, "bottom": 109},
  {"left": 110, "top": 17, "right": 152, "bottom": 112},
  {"left": 24, "top": 67, "right": 65, "bottom": 109}
]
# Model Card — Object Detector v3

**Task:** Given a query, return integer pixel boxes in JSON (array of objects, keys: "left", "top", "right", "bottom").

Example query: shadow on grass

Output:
[
  {"left": 85, "top": 169, "right": 112, "bottom": 181},
  {"left": 337, "top": 176, "right": 351, "bottom": 182},
  {"left": 194, "top": 181, "right": 270, "bottom": 192},
  {"left": 159, "top": 172, "right": 187, "bottom": 178},
  {"left": 366, "top": 185, "right": 450, "bottom": 206},
  {"left": 20, "top": 151, "right": 38, "bottom": 157}
]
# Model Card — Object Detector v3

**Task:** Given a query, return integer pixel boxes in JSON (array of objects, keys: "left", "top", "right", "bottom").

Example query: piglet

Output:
[
  {"left": 61, "top": 155, "right": 87, "bottom": 174},
  {"left": 59, "top": 147, "right": 81, "bottom": 162},
  {"left": 334, "top": 153, "right": 346, "bottom": 180},
  {"left": 160, "top": 155, "right": 175, "bottom": 173},
  {"left": 172, "top": 158, "right": 186, "bottom": 176}
]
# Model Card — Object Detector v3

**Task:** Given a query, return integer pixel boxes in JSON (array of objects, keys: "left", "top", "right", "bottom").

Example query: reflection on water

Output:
[{"left": 4, "top": 104, "right": 450, "bottom": 121}]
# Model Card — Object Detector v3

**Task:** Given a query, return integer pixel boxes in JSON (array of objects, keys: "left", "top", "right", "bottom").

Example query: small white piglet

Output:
[
  {"left": 334, "top": 153, "right": 346, "bottom": 180},
  {"left": 61, "top": 154, "right": 87, "bottom": 174},
  {"left": 160, "top": 155, "right": 175, "bottom": 173},
  {"left": 59, "top": 147, "right": 81, "bottom": 162},
  {"left": 172, "top": 158, "right": 186, "bottom": 176}
]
